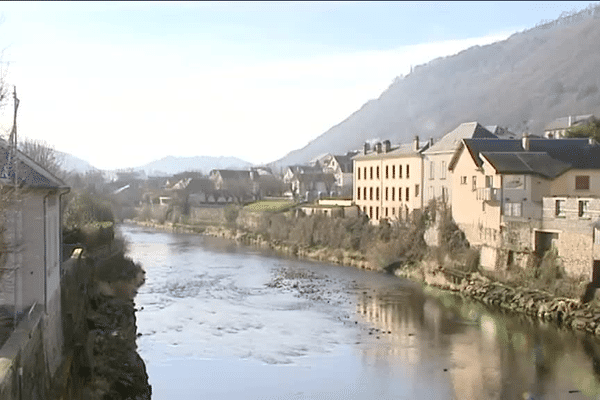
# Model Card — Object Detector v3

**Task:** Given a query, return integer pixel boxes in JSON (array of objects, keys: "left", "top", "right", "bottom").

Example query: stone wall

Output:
[{"left": 190, "top": 205, "right": 226, "bottom": 225}]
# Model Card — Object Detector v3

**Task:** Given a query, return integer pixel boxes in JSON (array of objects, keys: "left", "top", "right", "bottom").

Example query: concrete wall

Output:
[{"left": 0, "top": 305, "right": 52, "bottom": 399}]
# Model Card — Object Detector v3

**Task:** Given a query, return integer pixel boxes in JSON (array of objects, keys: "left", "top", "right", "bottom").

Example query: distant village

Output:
[{"left": 106, "top": 114, "right": 600, "bottom": 280}]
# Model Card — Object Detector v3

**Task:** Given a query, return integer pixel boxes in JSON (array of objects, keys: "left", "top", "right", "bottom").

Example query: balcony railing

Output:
[{"left": 476, "top": 187, "right": 500, "bottom": 202}]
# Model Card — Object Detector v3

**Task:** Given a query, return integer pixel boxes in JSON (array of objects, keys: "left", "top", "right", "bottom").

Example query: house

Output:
[
  {"left": 353, "top": 137, "right": 430, "bottom": 223},
  {"left": 449, "top": 134, "right": 600, "bottom": 272},
  {"left": 0, "top": 139, "right": 69, "bottom": 375},
  {"left": 288, "top": 172, "right": 336, "bottom": 202},
  {"left": 322, "top": 152, "right": 357, "bottom": 197},
  {"left": 209, "top": 169, "right": 257, "bottom": 202},
  {"left": 423, "top": 122, "right": 497, "bottom": 205},
  {"left": 543, "top": 114, "right": 596, "bottom": 139}
]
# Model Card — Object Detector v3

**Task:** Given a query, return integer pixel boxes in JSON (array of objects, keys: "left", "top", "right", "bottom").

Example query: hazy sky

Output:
[{"left": 0, "top": 1, "right": 594, "bottom": 170}]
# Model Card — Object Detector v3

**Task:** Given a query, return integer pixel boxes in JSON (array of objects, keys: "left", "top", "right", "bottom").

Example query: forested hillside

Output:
[{"left": 272, "top": 5, "right": 600, "bottom": 168}]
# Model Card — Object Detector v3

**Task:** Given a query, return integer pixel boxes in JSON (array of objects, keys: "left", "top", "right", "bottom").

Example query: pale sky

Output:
[{"left": 0, "top": 1, "right": 594, "bottom": 170}]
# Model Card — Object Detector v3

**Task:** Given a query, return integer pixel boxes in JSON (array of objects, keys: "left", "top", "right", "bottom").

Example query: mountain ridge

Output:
[{"left": 269, "top": 4, "right": 600, "bottom": 169}]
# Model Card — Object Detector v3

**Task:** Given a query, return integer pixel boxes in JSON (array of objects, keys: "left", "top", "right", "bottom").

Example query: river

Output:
[{"left": 120, "top": 224, "right": 600, "bottom": 399}]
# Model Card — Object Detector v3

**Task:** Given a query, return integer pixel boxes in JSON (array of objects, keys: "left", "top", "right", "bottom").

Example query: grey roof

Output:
[
  {"left": 544, "top": 114, "right": 595, "bottom": 131},
  {"left": 450, "top": 137, "right": 600, "bottom": 177},
  {"left": 424, "top": 122, "right": 496, "bottom": 154},
  {"left": 286, "top": 165, "right": 322, "bottom": 175},
  {"left": 480, "top": 152, "right": 571, "bottom": 179},
  {"left": 353, "top": 140, "right": 431, "bottom": 161},
  {"left": 210, "top": 169, "right": 253, "bottom": 180},
  {"left": 0, "top": 142, "right": 68, "bottom": 189},
  {"left": 329, "top": 155, "right": 354, "bottom": 173}
]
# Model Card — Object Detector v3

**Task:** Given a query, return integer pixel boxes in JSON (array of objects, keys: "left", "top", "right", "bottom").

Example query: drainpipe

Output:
[{"left": 43, "top": 192, "right": 49, "bottom": 314}]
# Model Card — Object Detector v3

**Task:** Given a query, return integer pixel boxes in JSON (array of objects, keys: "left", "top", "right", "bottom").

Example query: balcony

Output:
[{"left": 476, "top": 187, "right": 500, "bottom": 202}]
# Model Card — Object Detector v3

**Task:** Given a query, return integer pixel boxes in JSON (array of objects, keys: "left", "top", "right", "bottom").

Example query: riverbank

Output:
[
  {"left": 125, "top": 219, "right": 600, "bottom": 338},
  {"left": 63, "top": 243, "right": 151, "bottom": 399}
]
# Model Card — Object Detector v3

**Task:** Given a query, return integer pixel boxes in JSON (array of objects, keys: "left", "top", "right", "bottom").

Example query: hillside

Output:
[
  {"left": 137, "top": 155, "right": 253, "bottom": 176},
  {"left": 271, "top": 5, "right": 600, "bottom": 168}
]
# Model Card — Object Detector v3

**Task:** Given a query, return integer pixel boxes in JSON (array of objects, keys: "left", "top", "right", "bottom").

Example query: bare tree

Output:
[{"left": 18, "top": 138, "right": 65, "bottom": 179}]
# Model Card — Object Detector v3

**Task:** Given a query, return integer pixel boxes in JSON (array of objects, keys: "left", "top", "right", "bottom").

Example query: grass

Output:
[{"left": 244, "top": 200, "right": 295, "bottom": 213}]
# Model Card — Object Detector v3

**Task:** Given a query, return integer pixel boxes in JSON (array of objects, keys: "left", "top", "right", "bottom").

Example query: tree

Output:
[
  {"left": 18, "top": 138, "right": 65, "bottom": 179},
  {"left": 565, "top": 119, "right": 600, "bottom": 142}
]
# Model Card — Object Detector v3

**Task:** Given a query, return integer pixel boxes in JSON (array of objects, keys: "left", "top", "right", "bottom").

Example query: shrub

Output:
[{"left": 224, "top": 204, "right": 240, "bottom": 227}]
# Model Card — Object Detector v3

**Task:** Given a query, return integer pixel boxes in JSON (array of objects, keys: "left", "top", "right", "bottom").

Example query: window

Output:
[
  {"left": 460, "top": 176, "right": 467, "bottom": 185},
  {"left": 364, "top": 167, "right": 367, "bottom": 180},
  {"left": 415, "top": 184, "right": 420, "bottom": 197},
  {"left": 376, "top": 166, "right": 380, "bottom": 180},
  {"left": 429, "top": 161, "right": 435, "bottom": 180},
  {"left": 385, "top": 165, "right": 389, "bottom": 179},
  {"left": 576, "top": 175, "right": 590, "bottom": 190},
  {"left": 357, "top": 187, "right": 361, "bottom": 200},
  {"left": 472, "top": 176, "right": 477, "bottom": 191},
  {"left": 392, "top": 165, "right": 396, "bottom": 179},
  {"left": 376, "top": 187, "right": 380, "bottom": 201},
  {"left": 406, "top": 187, "right": 410, "bottom": 202},
  {"left": 441, "top": 187, "right": 448, "bottom": 202},
  {"left": 555, "top": 199, "right": 565, "bottom": 217},
  {"left": 392, "top": 207, "right": 396, "bottom": 216},
  {"left": 385, "top": 187, "right": 389, "bottom": 201},
  {"left": 440, "top": 161, "right": 447, "bottom": 179},
  {"left": 399, "top": 165, "right": 403, "bottom": 178},
  {"left": 391, "top": 187, "right": 395, "bottom": 201},
  {"left": 370, "top": 167, "right": 373, "bottom": 180},
  {"left": 385, "top": 207, "right": 388, "bottom": 217},
  {"left": 370, "top": 187, "right": 373, "bottom": 200},
  {"left": 357, "top": 168, "right": 361, "bottom": 180},
  {"left": 485, "top": 175, "right": 493, "bottom": 188},
  {"left": 369, "top": 206, "right": 373, "bottom": 219},
  {"left": 363, "top": 187, "right": 367, "bottom": 200},
  {"left": 375, "top": 207, "right": 379, "bottom": 220},
  {"left": 504, "top": 202, "right": 522, "bottom": 217},
  {"left": 579, "top": 200, "right": 590, "bottom": 218},
  {"left": 406, "top": 164, "right": 410, "bottom": 178},
  {"left": 428, "top": 186, "right": 434, "bottom": 200}
]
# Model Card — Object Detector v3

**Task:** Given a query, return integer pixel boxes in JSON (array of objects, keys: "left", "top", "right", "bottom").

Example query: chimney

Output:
[
  {"left": 363, "top": 142, "right": 370, "bottom": 155},
  {"left": 375, "top": 142, "right": 382, "bottom": 154},
  {"left": 413, "top": 136, "right": 420, "bottom": 152},
  {"left": 522, "top": 132, "right": 530, "bottom": 151},
  {"left": 429, "top": 137, "right": 434, "bottom": 147},
  {"left": 383, "top": 140, "right": 391, "bottom": 153}
]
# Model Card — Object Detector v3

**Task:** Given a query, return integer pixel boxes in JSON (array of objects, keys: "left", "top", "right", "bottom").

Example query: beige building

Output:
[
  {"left": 543, "top": 114, "right": 596, "bottom": 139},
  {"left": 423, "top": 122, "right": 497, "bottom": 206},
  {"left": 449, "top": 135, "right": 600, "bottom": 273},
  {"left": 353, "top": 138, "right": 429, "bottom": 223}
]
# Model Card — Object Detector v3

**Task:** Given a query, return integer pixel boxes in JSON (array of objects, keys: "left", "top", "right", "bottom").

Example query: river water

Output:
[{"left": 120, "top": 224, "right": 600, "bottom": 399}]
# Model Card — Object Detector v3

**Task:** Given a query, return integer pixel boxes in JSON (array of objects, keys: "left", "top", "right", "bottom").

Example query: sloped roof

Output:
[
  {"left": 528, "top": 138, "right": 600, "bottom": 169},
  {"left": 286, "top": 165, "right": 322, "bottom": 175},
  {"left": 424, "top": 122, "right": 496, "bottom": 154},
  {"left": 480, "top": 152, "right": 571, "bottom": 179},
  {"left": 450, "top": 137, "right": 600, "bottom": 176},
  {"left": 353, "top": 140, "right": 431, "bottom": 161},
  {"left": 294, "top": 172, "right": 335, "bottom": 184},
  {"left": 544, "top": 114, "right": 595, "bottom": 131},
  {"left": 0, "top": 142, "right": 68, "bottom": 189},
  {"left": 211, "top": 169, "right": 253, "bottom": 180},
  {"left": 330, "top": 155, "right": 354, "bottom": 172}
]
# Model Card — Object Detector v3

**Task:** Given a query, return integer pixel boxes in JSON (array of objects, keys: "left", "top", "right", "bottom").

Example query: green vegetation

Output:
[
  {"left": 243, "top": 199, "right": 295, "bottom": 213},
  {"left": 565, "top": 119, "right": 600, "bottom": 142}
]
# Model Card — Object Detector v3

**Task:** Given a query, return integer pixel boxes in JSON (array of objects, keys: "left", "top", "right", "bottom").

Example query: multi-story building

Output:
[
  {"left": 353, "top": 138, "right": 430, "bottom": 223},
  {"left": 449, "top": 135, "right": 600, "bottom": 273},
  {"left": 422, "top": 122, "right": 497, "bottom": 205}
]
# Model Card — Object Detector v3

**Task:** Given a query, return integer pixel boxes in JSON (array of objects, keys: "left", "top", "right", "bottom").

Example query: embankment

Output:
[{"left": 62, "top": 244, "right": 151, "bottom": 399}]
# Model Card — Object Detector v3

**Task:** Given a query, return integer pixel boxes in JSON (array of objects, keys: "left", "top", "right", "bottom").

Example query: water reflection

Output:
[{"left": 355, "top": 284, "right": 600, "bottom": 399}]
